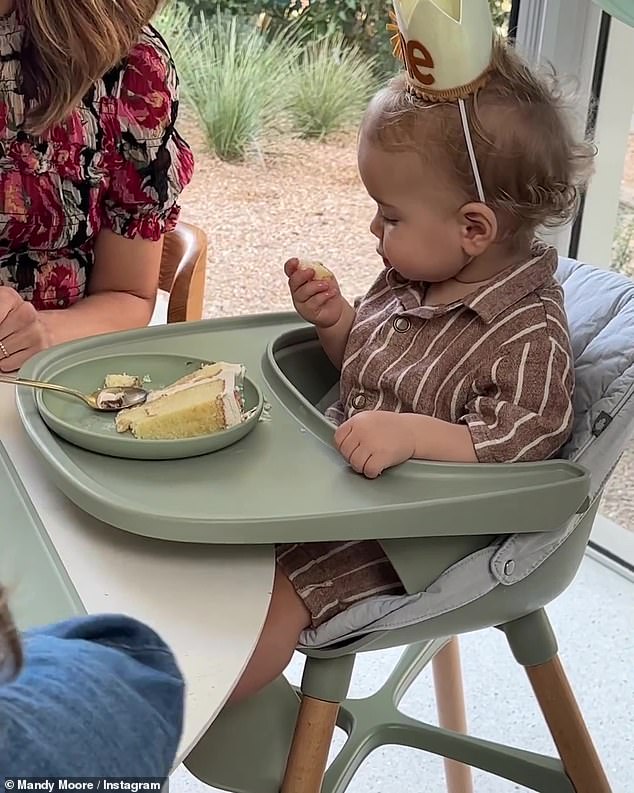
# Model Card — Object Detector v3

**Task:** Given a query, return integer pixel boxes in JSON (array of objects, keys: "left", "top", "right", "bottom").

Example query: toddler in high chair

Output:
[{"left": 229, "top": 14, "right": 594, "bottom": 704}]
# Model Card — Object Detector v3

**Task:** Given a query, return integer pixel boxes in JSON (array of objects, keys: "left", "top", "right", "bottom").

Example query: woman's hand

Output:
[
  {"left": 0, "top": 288, "right": 51, "bottom": 372},
  {"left": 334, "top": 411, "right": 416, "bottom": 479},
  {"left": 285, "top": 258, "right": 345, "bottom": 328}
]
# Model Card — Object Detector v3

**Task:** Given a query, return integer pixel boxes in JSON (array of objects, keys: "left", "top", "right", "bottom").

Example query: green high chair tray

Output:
[
  {"left": 0, "top": 442, "right": 83, "bottom": 630},
  {"left": 16, "top": 314, "right": 590, "bottom": 544}
]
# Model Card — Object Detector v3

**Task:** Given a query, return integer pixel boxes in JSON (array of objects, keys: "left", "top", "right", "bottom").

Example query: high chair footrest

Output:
[{"left": 183, "top": 675, "right": 300, "bottom": 793}]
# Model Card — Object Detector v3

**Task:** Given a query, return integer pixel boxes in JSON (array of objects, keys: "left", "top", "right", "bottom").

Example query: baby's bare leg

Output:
[{"left": 228, "top": 565, "right": 310, "bottom": 703}]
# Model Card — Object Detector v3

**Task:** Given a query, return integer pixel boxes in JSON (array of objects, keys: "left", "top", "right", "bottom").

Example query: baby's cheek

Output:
[
  {"left": 389, "top": 229, "right": 417, "bottom": 264},
  {"left": 382, "top": 225, "right": 401, "bottom": 252}
]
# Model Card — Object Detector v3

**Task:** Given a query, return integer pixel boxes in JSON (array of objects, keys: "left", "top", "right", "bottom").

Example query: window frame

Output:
[
  {"left": 515, "top": 0, "right": 604, "bottom": 257},
  {"left": 516, "top": 1, "right": 634, "bottom": 570},
  {"left": 572, "top": 16, "right": 634, "bottom": 267}
]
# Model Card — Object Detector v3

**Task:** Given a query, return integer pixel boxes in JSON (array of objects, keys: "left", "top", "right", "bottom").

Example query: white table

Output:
[{"left": 0, "top": 385, "right": 275, "bottom": 764}]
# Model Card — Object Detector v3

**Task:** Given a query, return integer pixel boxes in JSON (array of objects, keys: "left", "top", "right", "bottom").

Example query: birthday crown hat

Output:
[{"left": 389, "top": 0, "right": 495, "bottom": 101}]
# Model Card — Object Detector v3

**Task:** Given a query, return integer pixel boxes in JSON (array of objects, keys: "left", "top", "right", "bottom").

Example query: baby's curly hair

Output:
[
  {"left": 0, "top": 584, "right": 22, "bottom": 684},
  {"left": 363, "top": 40, "right": 596, "bottom": 239}
]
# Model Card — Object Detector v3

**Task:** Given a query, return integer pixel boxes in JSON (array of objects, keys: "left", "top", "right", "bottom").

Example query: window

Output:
[
  {"left": 489, "top": 0, "right": 515, "bottom": 36},
  {"left": 516, "top": 1, "right": 634, "bottom": 567},
  {"left": 572, "top": 13, "right": 634, "bottom": 564},
  {"left": 613, "top": 143, "right": 634, "bottom": 277},
  {"left": 572, "top": 14, "right": 634, "bottom": 272}
]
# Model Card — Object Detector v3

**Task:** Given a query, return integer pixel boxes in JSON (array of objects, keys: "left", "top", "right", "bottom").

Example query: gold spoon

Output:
[{"left": 0, "top": 375, "right": 149, "bottom": 411}]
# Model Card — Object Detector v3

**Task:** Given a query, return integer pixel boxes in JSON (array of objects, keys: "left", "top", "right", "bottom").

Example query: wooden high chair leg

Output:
[
  {"left": 525, "top": 655, "right": 612, "bottom": 793},
  {"left": 281, "top": 694, "right": 339, "bottom": 793},
  {"left": 432, "top": 637, "right": 474, "bottom": 793}
]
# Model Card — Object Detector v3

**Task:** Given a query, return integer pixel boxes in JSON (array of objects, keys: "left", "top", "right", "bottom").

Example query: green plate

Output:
[{"left": 35, "top": 352, "right": 264, "bottom": 460}]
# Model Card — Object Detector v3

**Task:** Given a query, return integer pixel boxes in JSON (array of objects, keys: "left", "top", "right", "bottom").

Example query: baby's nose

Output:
[{"left": 370, "top": 213, "right": 382, "bottom": 238}]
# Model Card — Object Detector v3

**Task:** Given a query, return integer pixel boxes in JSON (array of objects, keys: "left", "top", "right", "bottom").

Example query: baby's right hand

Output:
[{"left": 284, "top": 258, "right": 345, "bottom": 328}]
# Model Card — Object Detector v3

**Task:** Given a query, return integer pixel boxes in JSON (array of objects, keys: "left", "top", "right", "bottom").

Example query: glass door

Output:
[{"left": 569, "top": 12, "right": 634, "bottom": 568}]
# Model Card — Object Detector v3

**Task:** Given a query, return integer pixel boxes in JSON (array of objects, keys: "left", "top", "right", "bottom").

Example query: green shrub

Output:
[
  {"left": 155, "top": 0, "right": 515, "bottom": 158},
  {"left": 153, "top": 1, "right": 199, "bottom": 87},
  {"left": 288, "top": 34, "right": 377, "bottom": 138},
  {"left": 179, "top": 13, "right": 298, "bottom": 160},
  {"left": 176, "top": 0, "right": 513, "bottom": 77}
]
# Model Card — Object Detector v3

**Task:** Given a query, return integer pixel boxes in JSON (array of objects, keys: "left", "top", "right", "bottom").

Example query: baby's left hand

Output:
[{"left": 334, "top": 411, "right": 415, "bottom": 479}]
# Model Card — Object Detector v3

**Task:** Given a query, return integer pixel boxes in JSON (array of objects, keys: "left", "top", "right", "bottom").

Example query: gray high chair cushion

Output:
[{"left": 299, "top": 257, "right": 634, "bottom": 650}]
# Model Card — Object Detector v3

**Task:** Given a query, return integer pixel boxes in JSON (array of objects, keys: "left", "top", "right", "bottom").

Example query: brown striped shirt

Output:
[{"left": 326, "top": 244, "right": 574, "bottom": 463}]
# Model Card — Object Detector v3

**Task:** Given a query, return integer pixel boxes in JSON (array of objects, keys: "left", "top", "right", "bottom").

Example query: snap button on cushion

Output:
[
  {"left": 352, "top": 393, "right": 367, "bottom": 409},
  {"left": 393, "top": 316, "right": 411, "bottom": 333}
]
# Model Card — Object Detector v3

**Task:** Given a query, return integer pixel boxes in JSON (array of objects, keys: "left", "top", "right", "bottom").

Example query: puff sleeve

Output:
[{"left": 103, "top": 29, "right": 194, "bottom": 241}]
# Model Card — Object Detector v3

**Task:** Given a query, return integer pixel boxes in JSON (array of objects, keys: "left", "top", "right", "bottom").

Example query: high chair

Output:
[
  {"left": 183, "top": 256, "right": 634, "bottom": 793},
  {"left": 151, "top": 221, "right": 208, "bottom": 325}
]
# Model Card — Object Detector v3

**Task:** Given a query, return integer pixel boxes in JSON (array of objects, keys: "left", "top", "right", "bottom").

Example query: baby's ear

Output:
[{"left": 459, "top": 203, "right": 498, "bottom": 257}]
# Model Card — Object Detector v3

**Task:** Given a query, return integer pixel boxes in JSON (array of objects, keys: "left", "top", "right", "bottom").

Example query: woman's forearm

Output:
[{"left": 40, "top": 291, "right": 155, "bottom": 346}]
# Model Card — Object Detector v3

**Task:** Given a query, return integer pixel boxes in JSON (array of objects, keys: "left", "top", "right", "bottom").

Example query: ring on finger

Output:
[{"left": 0, "top": 341, "right": 8, "bottom": 359}]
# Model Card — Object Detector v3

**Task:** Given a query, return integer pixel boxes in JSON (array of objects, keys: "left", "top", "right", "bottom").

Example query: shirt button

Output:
[
  {"left": 504, "top": 560, "right": 516, "bottom": 576},
  {"left": 352, "top": 393, "right": 367, "bottom": 410},
  {"left": 393, "top": 316, "right": 411, "bottom": 333}
]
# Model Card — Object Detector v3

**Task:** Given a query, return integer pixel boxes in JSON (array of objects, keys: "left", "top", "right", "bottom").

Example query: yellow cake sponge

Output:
[{"left": 297, "top": 259, "right": 333, "bottom": 281}]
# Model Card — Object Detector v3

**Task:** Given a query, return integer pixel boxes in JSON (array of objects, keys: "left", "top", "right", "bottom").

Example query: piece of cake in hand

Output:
[
  {"left": 115, "top": 362, "right": 245, "bottom": 440},
  {"left": 297, "top": 259, "right": 333, "bottom": 281}
]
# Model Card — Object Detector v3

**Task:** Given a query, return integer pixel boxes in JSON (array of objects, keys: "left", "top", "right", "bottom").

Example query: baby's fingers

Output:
[
  {"left": 284, "top": 258, "right": 301, "bottom": 278},
  {"left": 288, "top": 267, "right": 319, "bottom": 293},
  {"left": 349, "top": 445, "right": 373, "bottom": 475},
  {"left": 293, "top": 279, "right": 330, "bottom": 305},
  {"left": 337, "top": 430, "right": 362, "bottom": 463},
  {"left": 334, "top": 421, "right": 353, "bottom": 450},
  {"left": 362, "top": 454, "right": 385, "bottom": 480},
  {"left": 306, "top": 291, "right": 337, "bottom": 314}
]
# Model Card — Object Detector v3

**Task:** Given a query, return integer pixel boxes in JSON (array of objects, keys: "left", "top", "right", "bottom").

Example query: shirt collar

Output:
[
  {"left": 462, "top": 243, "right": 558, "bottom": 323},
  {"left": 386, "top": 243, "right": 558, "bottom": 324}
]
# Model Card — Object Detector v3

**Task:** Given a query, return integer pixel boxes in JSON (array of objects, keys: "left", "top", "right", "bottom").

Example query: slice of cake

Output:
[{"left": 115, "top": 362, "right": 245, "bottom": 440}]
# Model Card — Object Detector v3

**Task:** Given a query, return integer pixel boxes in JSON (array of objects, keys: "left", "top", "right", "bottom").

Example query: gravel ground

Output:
[
  {"left": 177, "top": 115, "right": 634, "bottom": 533},
  {"left": 178, "top": 115, "right": 379, "bottom": 318}
]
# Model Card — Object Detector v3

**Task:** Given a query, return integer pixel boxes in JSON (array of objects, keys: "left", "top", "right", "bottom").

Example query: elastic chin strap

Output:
[{"left": 458, "top": 97, "right": 485, "bottom": 204}]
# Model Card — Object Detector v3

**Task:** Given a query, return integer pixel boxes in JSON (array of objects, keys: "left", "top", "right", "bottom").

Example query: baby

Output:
[{"left": 230, "top": 41, "right": 595, "bottom": 702}]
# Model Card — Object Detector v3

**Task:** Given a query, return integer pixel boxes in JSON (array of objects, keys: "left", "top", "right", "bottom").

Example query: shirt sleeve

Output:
[
  {"left": 103, "top": 29, "right": 194, "bottom": 241},
  {"left": 460, "top": 335, "right": 574, "bottom": 463}
]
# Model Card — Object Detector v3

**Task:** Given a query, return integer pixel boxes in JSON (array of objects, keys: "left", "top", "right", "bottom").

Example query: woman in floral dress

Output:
[
  {"left": 0, "top": 0, "right": 193, "bottom": 372},
  {"left": 0, "top": 0, "right": 193, "bottom": 775}
]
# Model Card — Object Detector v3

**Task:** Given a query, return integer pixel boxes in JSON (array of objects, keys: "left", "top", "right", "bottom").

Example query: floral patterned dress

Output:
[{"left": 0, "top": 11, "right": 194, "bottom": 310}]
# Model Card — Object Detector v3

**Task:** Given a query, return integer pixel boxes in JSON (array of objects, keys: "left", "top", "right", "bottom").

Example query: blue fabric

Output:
[{"left": 0, "top": 614, "right": 184, "bottom": 778}]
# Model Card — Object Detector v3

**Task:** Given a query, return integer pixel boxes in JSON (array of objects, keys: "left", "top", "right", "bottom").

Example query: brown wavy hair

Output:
[
  {"left": 0, "top": 584, "right": 22, "bottom": 684},
  {"left": 17, "top": 0, "right": 164, "bottom": 135},
  {"left": 364, "top": 40, "right": 596, "bottom": 241}
]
